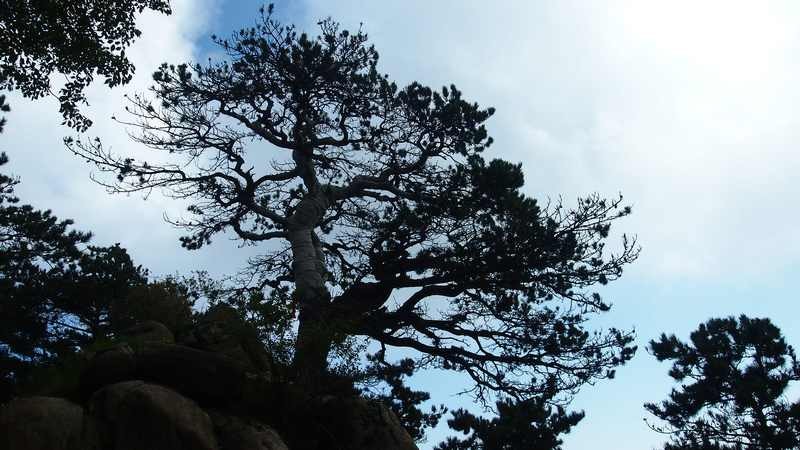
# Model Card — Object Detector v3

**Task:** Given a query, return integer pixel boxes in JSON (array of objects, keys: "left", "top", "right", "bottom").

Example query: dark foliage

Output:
[
  {"left": 0, "top": 94, "right": 9, "bottom": 133},
  {"left": 0, "top": 0, "right": 171, "bottom": 130},
  {"left": 58, "top": 244, "right": 149, "bottom": 339},
  {"left": 0, "top": 155, "right": 148, "bottom": 401},
  {"left": 435, "top": 395, "right": 584, "bottom": 450},
  {"left": 646, "top": 315, "right": 800, "bottom": 450},
  {"left": 358, "top": 353, "right": 447, "bottom": 442},
  {"left": 69, "top": 5, "right": 638, "bottom": 420}
]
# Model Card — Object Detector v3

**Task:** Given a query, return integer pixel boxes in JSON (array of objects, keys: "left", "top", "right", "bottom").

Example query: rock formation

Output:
[{"left": 0, "top": 305, "right": 418, "bottom": 450}]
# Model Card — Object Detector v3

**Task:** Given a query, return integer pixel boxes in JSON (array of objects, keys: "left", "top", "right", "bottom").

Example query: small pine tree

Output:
[{"left": 646, "top": 315, "right": 800, "bottom": 450}]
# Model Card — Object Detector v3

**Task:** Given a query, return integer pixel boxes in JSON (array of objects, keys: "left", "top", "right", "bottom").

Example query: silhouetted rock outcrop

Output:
[
  {"left": 81, "top": 342, "right": 251, "bottom": 404},
  {"left": 0, "top": 309, "right": 418, "bottom": 450}
]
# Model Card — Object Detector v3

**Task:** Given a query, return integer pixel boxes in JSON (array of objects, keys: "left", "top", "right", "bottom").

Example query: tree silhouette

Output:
[
  {"left": 357, "top": 354, "right": 447, "bottom": 442},
  {"left": 436, "top": 395, "right": 584, "bottom": 450},
  {"left": 70, "top": 6, "right": 638, "bottom": 403},
  {"left": 0, "top": 0, "right": 171, "bottom": 130},
  {"left": 0, "top": 95, "right": 9, "bottom": 133},
  {"left": 646, "top": 315, "right": 800, "bottom": 450},
  {"left": 0, "top": 155, "right": 148, "bottom": 401}
]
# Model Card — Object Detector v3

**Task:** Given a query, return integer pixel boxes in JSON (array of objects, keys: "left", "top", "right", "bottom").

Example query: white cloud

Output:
[{"left": 300, "top": 0, "right": 800, "bottom": 281}]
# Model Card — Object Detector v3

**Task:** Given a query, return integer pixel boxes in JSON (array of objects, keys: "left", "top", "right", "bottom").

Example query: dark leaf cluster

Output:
[
  {"left": 435, "top": 394, "right": 584, "bottom": 450},
  {"left": 0, "top": 0, "right": 171, "bottom": 130},
  {"left": 357, "top": 352, "right": 447, "bottom": 442}
]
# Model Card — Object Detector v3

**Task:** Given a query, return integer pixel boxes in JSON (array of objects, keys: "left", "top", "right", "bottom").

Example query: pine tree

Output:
[
  {"left": 70, "top": 6, "right": 638, "bottom": 406},
  {"left": 647, "top": 316, "right": 800, "bottom": 449}
]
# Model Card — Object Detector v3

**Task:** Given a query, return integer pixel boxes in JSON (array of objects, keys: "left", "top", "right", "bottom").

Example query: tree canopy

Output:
[
  {"left": 67, "top": 8, "right": 638, "bottom": 414},
  {"left": 69, "top": 5, "right": 639, "bottom": 407},
  {"left": 646, "top": 315, "right": 800, "bottom": 450},
  {"left": 0, "top": 0, "right": 171, "bottom": 130}
]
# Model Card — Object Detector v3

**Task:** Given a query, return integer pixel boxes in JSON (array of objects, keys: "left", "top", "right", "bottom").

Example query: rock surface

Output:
[
  {"left": 0, "top": 396, "right": 92, "bottom": 450},
  {"left": 120, "top": 320, "right": 175, "bottom": 346},
  {"left": 3, "top": 312, "right": 419, "bottom": 450},
  {"left": 209, "top": 409, "right": 289, "bottom": 450},
  {"left": 81, "top": 342, "right": 250, "bottom": 404},
  {"left": 89, "top": 380, "right": 217, "bottom": 450},
  {"left": 183, "top": 304, "right": 273, "bottom": 374}
]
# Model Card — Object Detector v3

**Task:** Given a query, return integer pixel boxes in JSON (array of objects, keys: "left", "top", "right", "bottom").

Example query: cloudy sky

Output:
[{"left": 4, "top": 1, "right": 800, "bottom": 448}]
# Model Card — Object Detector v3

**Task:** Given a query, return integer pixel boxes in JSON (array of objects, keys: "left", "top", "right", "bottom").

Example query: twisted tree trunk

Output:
[{"left": 287, "top": 190, "right": 333, "bottom": 383}]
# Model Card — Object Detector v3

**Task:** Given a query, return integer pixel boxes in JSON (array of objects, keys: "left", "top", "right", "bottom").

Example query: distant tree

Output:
[
  {"left": 69, "top": 5, "right": 638, "bottom": 408},
  {"left": 435, "top": 395, "right": 584, "bottom": 450},
  {"left": 56, "top": 244, "right": 149, "bottom": 340},
  {"left": 646, "top": 316, "right": 800, "bottom": 450},
  {"left": 0, "top": 154, "right": 147, "bottom": 401},
  {"left": 0, "top": 152, "right": 87, "bottom": 400},
  {"left": 0, "top": 0, "right": 172, "bottom": 130}
]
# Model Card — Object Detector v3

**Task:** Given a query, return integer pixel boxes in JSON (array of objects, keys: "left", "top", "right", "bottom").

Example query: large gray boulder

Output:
[
  {"left": 89, "top": 380, "right": 217, "bottom": 450},
  {"left": 0, "top": 396, "right": 97, "bottom": 450}
]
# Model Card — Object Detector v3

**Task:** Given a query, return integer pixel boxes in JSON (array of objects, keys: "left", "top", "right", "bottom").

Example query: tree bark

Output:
[{"left": 286, "top": 191, "right": 333, "bottom": 383}]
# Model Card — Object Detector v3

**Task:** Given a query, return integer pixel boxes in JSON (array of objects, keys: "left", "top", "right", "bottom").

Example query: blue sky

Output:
[{"left": 4, "top": 1, "right": 800, "bottom": 449}]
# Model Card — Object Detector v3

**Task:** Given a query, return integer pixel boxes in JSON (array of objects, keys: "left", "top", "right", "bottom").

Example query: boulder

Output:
[
  {"left": 81, "top": 342, "right": 249, "bottom": 404},
  {"left": 81, "top": 343, "right": 136, "bottom": 394},
  {"left": 89, "top": 380, "right": 217, "bottom": 450},
  {"left": 120, "top": 320, "right": 175, "bottom": 346},
  {"left": 0, "top": 396, "right": 96, "bottom": 450},
  {"left": 208, "top": 409, "right": 288, "bottom": 450},
  {"left": 183, "top": 304, "right": 272, "bottom": 374}
]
